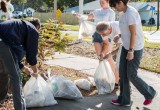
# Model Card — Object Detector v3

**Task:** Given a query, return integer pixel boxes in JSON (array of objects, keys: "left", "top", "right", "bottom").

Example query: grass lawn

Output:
[
  {"left": 62, "top": 25, "right": 79, "bottom": 31},
  {"left": 66, "top": 35, "right": 160, "bottom": 73},
  {"left": 66, "top": 35, "right": 92, "bottom": 42},
  {"left": 142, "top": 26, "right": 160, "bottom": 31},
  {"left": 144, "top": 41, "right": 160, "bottom": 49},
  {"left": 140, "top": 41, "right": 160, "bottom": 73}
]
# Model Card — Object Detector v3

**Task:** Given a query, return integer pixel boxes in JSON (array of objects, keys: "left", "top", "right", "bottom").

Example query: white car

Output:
[{"left": 12, "top": 11, "right": 27, "bottom": 18}]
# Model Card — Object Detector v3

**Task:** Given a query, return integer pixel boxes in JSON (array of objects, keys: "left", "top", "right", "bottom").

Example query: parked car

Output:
[{"left": 12, "top": 11, "right": 27, "bottom": 18}]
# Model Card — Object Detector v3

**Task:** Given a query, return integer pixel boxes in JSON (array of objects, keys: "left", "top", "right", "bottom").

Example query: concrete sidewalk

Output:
[
  {"left": 41, "top": 53, "right": 160, "bottom": 110},
  {"left": 44, "top": 53, "right": 99, "bottom": 76}
]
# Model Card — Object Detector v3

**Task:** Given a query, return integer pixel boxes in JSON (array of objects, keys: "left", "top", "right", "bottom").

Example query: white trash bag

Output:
[
  {"left": 47, "top": 75, "right": 83, "bottom": 100},
  {"left": 23, "top": 75, "right": 57, "bottom": 108},
  {"left": 87, "top": 77, "right": 96, "bottom": 87},
  {"left": 74, "top": 79, "right": 91, "bottom": 91},
  {"left": 116, "top": 45, "right": 122, "bottom": 70},
  {"left": 78, "top": 20, "right": 96, "bottom": 39},
  {"left": 94, "top": 60, "right": 115, "bottom": 94}
]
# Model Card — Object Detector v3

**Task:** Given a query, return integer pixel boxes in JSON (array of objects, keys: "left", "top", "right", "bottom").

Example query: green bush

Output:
[{"left": 22, "top": 19, "right": 72, "bottom": 84}]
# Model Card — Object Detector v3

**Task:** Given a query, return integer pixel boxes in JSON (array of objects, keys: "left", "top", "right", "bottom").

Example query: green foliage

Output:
[
  {"left": 56, "top": 0, "right": 95, "bottom": 11},
  {"left": 140, "top": 56, "right": 160, "bottom": 73},
  {"left": 144, "top": 41, "right": 160, "bottom": 49},
  {"left": 12, "top": 0, "right": 96, "bottom": 11},
  {"left": 38, "top": 19, "right": 72, "bottom": 66},
  {"left": 62, "top": 25, "right": 79, "bottom": 31},
  {"left": 21, "top": 19, "right": 72, "bottom": 84},
  {"left": 22, "top": 73, "right": 30, "bottom": 86}
]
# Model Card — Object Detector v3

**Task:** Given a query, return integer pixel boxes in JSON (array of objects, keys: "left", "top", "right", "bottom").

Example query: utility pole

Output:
[
  {"left": 54, "top": 0, "right": 57, "bottom": 20},
  {"left": 78, "top": 0, "right": 84, "bottom": 42},
  {"left": 79, "top": 0, "right": 84, "bottom": 14},
  {"left": 22, "top": 0, "right": 27, "bottom": 20},
  {"left": 157, "top": 0, "right": 159, "bottom": 30}
]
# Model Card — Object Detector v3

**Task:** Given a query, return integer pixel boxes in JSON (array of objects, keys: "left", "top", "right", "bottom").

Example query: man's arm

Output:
[
  {"left": 25, "top": 26, "right": 39, "bottom": 73},
  {"left": 129, "top": 24, "right": 136, "bottom": 50},
  {"left": 73, "top": 13, "right": 94, "bottom": 20},
  {"left": 100, "top": 38, "right": 112, "bottom": 59},
  {"left": 126, "top": 24, "right": 136, "bottom": 61}
]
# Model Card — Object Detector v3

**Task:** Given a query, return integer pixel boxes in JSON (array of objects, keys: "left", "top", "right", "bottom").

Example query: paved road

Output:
[{"left": 36, "top": 53, "right": 160, "bottom": 110}]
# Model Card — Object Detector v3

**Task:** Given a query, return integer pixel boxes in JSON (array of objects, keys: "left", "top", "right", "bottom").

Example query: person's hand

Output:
[
  {"left": 30, "top": 65, "right": 38, "bottom": 73},
  {"left": 98, "top": 53, "right": 104, "bottom": 61},
  {"left": 113, "top": 36, "right": 120, "bottom": 43},
  {"left": 30, "top": 65, "right": 38, "bottom": 78},
  {"left": 73, "top": 13, "right": 81, "bottom": 18},
  {"left": 21, "top": 66, "right": 33, "bottom": 75},
  {"left": 126, "top": 51, "right": 134, "bottom": 61},
  {"left": 104, "top": 53, "right": 112, "bottom": 60},
  {"left": 31, "top": 73, "right": 38, "bottom": 78}
]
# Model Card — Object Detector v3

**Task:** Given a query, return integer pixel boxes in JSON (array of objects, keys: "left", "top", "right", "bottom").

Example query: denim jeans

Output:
[
  {"left": 117, "top": 46, "right": 156, "bottom": 105},
  {"left": 0, "top": 41, "right": 26, "bottom": 110}
]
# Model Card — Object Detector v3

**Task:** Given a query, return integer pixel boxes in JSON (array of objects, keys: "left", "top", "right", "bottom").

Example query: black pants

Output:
[
  {"left": 0, "top": 41, "right": 26, "bottom": 110},
  {"left": 0, "top": 60, "right": 9, "bottom": 101}
]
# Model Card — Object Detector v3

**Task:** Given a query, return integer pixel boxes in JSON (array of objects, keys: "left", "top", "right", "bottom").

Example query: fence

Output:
[{"left": 33, "top": 12, "right": 79, "bottom": 25}]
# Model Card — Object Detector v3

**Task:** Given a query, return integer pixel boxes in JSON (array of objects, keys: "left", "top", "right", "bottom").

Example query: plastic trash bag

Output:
[
  {"left": 47, "top": 75, "right": 83, "bottom": 100},
  {"left": 87, "top": 77, "right": 96, "bottom": 87},
  {"left": 116, "top": 45, "right": 122, "bottom": 70},
  {"left": 94, "top": 60, "right": 115, "bottom": 94},
  {"left": 78, "top": 20, "right": 96, "bottom": 39},
  {"left": 74, "top": 79, "right": 91, "bottom": 91},
  {"left": 23, "top": 75, "right": 57, "bottom": 108}
]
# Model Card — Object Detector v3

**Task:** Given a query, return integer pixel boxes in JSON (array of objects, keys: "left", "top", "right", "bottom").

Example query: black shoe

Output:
[
  {"left": 114, "top": 83, "right": 119, "bottom": 90},
  {"left": 112, "top": 83, "right": 119, "bottom": 93}
]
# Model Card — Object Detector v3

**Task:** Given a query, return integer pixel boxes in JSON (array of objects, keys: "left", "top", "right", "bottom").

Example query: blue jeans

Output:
[
  {"left": 0, "top": 41, "right": 26, "bottom": 110},
  {"left": 117, "top": 46, "right": 156, "bottom": 105}
]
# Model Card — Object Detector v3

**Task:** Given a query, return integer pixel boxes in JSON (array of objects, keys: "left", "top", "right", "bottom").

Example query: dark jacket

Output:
[{"left": 0, "top": 20, "right": 39, "bottom": 69}]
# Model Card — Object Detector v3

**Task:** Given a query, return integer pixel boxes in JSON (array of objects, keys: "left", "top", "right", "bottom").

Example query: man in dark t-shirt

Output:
[{"left": 0, "top": 19, "right": 40, "bottom": 110}]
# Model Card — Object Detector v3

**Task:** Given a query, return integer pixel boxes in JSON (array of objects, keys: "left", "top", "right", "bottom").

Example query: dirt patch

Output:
[{"left": 0, "top": 65, "right": 98, "bottom": 110}]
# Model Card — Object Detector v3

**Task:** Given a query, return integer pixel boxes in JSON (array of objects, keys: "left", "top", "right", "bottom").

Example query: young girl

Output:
[
  {"left": 0, "top": 0, "right": 11, "bottom": 21},
  {"left": 6, "top": 0, "right": 14, "bottom": 17},
  {"left": 109, "top": 0, "right": 157, "bottom": 106}
]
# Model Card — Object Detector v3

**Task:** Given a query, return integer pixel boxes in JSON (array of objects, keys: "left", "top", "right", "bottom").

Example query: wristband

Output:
[{"left": 129, "top": 48, "right": 134, "bottom": 52}]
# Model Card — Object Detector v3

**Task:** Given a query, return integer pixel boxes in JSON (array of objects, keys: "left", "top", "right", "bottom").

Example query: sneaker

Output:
[
  {"left": 111, "top": 100, "right": 131, "bottom": 107},
  {"left": 112, "top": 84, "right": 119, "bottom": 93},
  {"left": 111, "top": 100, "right": 120, "bottom": 106},
  {"left": 114, "top": 83, "right": 119, "bottom": 90},
  {"left": 143, "top": 92, "right": 158, "bottom": 106}
]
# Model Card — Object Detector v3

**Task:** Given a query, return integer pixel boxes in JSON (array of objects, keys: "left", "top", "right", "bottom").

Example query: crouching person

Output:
[
  {"left": 96, "top": 21, "right": 121, "bottom": 91},
  {"left": 0, "top": 18, "right": 40, "bottom": 110}
]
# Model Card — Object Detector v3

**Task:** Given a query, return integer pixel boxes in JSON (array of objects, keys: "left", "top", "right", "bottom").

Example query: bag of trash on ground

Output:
[
  {"left": 23, "top": 75, "right": 57, "bottom": 108},
  {"left": 74, "top": 79, "right": 91, "bottom": 91},
  {"left": 87, "top": 77, "right": 96, "bottom": 87},
  {"left": 47, "top": 75, "right": 83, "bottom": 100},
  {"left": 94, "top": 60, "right": 115, "bottom": 94}
]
